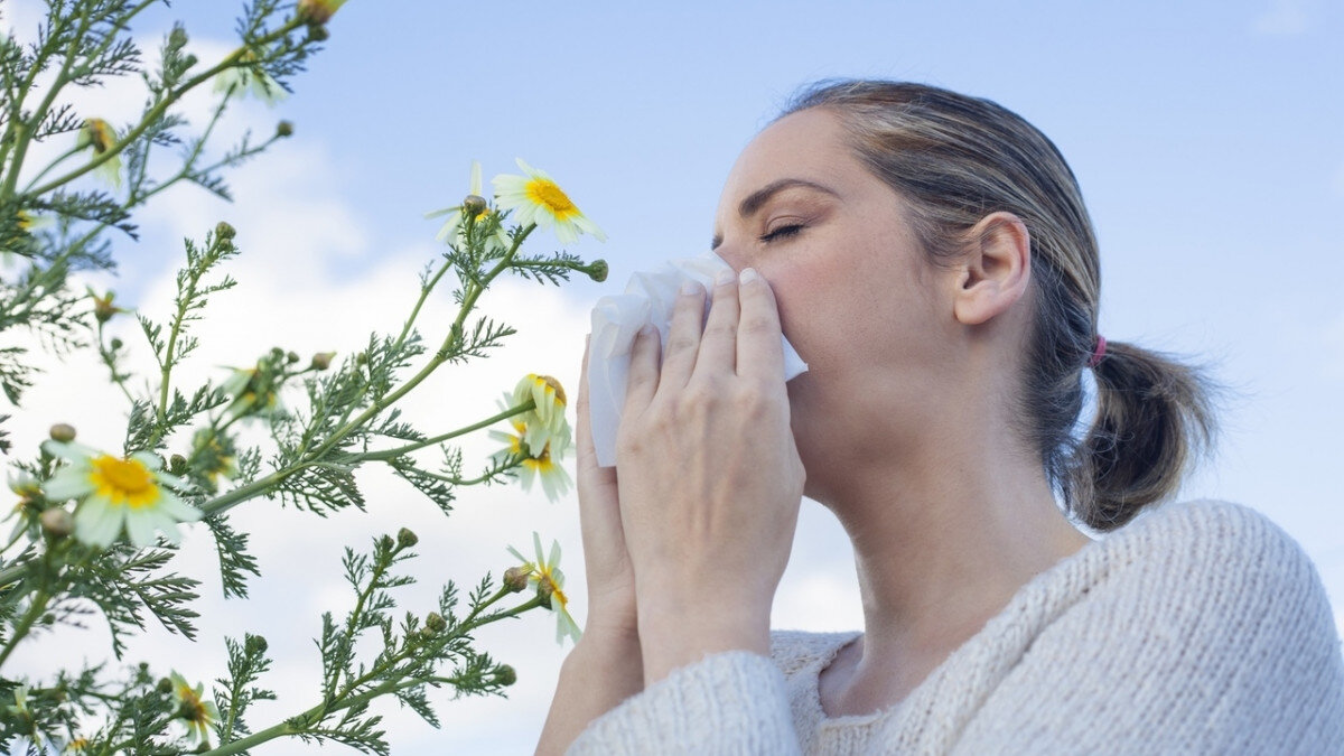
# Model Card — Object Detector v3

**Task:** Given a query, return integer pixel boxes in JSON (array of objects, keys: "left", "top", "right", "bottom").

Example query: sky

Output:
[{"left": 2, "top": 0, "right": 1342, "bottom": 753}]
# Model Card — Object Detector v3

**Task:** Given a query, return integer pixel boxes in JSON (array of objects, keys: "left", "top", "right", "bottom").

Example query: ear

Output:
[{"left": 952, "top": 212, "right": 1032, "bottom": 326}]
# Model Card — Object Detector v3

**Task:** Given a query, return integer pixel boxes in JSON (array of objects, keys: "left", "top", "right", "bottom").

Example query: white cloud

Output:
[{"left": 1251, "top": 0, "right": 1319, "bottom": 35}]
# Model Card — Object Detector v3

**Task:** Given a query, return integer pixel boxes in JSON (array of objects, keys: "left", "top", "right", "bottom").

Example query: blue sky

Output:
[{"left": 4, "top": 0, "right": 1342, "bottom": 752}]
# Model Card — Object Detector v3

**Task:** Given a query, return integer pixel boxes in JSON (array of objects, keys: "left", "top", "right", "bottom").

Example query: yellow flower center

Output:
[
  {"left": 88, "top": 456, "right": 161, "bottom": 509},
  {"left": 16, "top": 210, "right": 32, "bottom": 231},
  {"left": 86, "top": 119, "right": 114, "bottom": 153},
  {"left": 524, "top": 178, "right": 579, "bottom": 219}
]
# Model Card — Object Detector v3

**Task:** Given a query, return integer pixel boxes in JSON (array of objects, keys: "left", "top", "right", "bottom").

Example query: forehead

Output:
[{"left": 715, "top": 109, "right": 865, "bottom": 220}]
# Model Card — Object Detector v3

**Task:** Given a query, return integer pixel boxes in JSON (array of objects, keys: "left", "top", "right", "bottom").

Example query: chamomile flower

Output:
[
  {"left": 191, "top": 428, "right": 237, "bottom": 486},
  {"left": 424, "top": 160, "right": 511, "bottom": 251},
  {"left": 42, "top": 442, "right": 200, "bottom": 549},
  {"left": 491, "top": 418, "right": 573, "bottom": 502},
  {"left": 75, "top": 119, "right": 121, "bottom": 187},
  {"left": 492, "top": 159, "right": 606, "bottom": 245},
  {"left": 511, "top": 374, "right": 570, "bottom": 458},
  {"left": 169, "top": 672, "right": 220, "bottom": 746},
  {"left": 506, "top": 532, "right": 582, "bottom": 645},
  {"left": 213, "top": 48, "right": 286, "bottom": 105}
]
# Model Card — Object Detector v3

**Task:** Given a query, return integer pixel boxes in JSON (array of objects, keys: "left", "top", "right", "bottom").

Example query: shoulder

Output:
[
  {"left": 1106, "top": 498, "right": 1324, "bottom": 592},
  {"left": 768, "top": 629, "right": 860, "bottom": 677}
]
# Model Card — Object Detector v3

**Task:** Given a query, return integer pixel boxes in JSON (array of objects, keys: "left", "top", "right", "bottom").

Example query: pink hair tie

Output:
[{"left": 1087, "top": 335, "right": 1107, "bottom": 368}]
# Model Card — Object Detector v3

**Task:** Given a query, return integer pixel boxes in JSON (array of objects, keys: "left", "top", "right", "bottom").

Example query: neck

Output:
[{"left": 815, "top": 422, "right": 1091, "bottom": 668}]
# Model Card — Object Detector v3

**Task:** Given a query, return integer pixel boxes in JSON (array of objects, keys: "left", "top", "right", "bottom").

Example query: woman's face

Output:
[{"left": 712, "top": 108, "right": 966, "bottom": 499}]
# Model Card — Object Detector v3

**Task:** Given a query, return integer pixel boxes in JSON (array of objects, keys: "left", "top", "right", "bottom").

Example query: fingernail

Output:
[
  {"left": 680, "top": 279, "right": 701, "bottom": 296},
  {"left": 740, "top": 267, "right": 760, "bottom": 284},
  {"left": 715, "top": 268, "right": 736, "bottom": 286}
]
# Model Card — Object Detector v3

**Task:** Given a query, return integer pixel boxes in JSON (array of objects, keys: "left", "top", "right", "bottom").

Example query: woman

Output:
[{"left": 539, "top": 81, "right": 1344, "bottom": 754}]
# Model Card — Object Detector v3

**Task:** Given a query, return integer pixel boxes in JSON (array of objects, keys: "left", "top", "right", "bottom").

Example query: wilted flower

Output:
[
  {"left": 42, "top": 441, "right": 200, "bottom": 548},
  {"left": 506, "top": 532, "right": 582, "bottom": 645},
  {"left": 191, "top": 428, "right": 237, "bottom": 485},
  {"left": 213, "top": 48, "right": 286, "bottom": 105},
  {"left": 492, "top": 159, "right": 606, "bottom": 245},
  {"left": 221, "top": 364, "right": 282, "bottom": 420},
  {"left": 87, "top": 288, "right": 125, "bottom": 323},
  {"left": 169, "top": 672, "right": 220, "bottom": 745},
  {"left": 75, "top": 119, "right": 121, "bottom": 187},
  {"left": 425, "top": 160, "right": 511, "bottom": 251}
]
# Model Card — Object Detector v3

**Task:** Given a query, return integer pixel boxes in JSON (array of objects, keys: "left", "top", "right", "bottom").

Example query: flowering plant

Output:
[{"left": 0, "top": 2, "right": 603, "bottom": 753}]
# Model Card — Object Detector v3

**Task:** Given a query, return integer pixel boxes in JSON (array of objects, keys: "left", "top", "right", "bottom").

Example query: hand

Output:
[
  {"left": 615, "top": 268, "right": 805, "bottom": 680},
  {"left": 574, "top": 336, "right": 640, "bottom": 642}
]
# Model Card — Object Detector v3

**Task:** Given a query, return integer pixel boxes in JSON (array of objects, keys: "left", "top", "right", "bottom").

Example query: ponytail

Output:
[{"left": 1070, "top": 342, "right": 1217, "bottom": 531}]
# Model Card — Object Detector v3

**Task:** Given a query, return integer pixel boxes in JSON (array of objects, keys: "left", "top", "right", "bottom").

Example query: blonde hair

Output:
[{"left": 783, "top": 80, "right": 1215, "bottom": 530}]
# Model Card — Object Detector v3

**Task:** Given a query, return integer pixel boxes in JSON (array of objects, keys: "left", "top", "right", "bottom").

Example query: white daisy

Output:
[
  {"left": 492, "top": 159, "right": 606, "bottom": 245},
  {"left": 506, "top": 532, "right": 582, "bottom": 645},
  {"left": 42, "top": 441, "right": 200, "bottom": 549}
]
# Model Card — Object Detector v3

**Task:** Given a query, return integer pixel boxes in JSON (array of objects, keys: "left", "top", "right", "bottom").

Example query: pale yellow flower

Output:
[
  {"left": 42, "top": 442, "right": 200, "bottom": 548},
  {"left": 213, "top": 48, "right": 286, "bottom": 105},
  {"left": 169, "top": 672, "right": 220, "bottom": 745},
  {"left": 424, "top": 160, "right": 511, "bottom": 250},
  {"left": 507, "top": 532, "right": 582, "bottom": 645},
  {"left": 492, "top": 159, "right": 605, "bottom": 245},
  {"left": 76, "top": 119, "right": 121, "bottom": 187}
]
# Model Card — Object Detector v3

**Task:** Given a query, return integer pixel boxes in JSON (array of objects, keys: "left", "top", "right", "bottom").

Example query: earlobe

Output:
[{"left": 952, "top": 212, "right": 1032, "bottom": 326}]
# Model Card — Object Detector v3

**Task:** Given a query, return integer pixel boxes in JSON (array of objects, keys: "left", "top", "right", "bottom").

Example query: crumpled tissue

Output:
[{"left": 587, "top": 252, "right": 808, "bottom": 467}]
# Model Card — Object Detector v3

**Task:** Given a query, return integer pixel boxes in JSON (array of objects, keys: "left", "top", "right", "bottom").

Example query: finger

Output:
[
  {"left": 576, "top": 336, "right": 615, "bottom": 480},
  {"left": 623, "top": 323, "right": 662, "bottom": 416},
  {"left": 736, "top": 267, "right": 786, "bottom": 381},
  {"left": 657, "top": 280, "right": 707, "bottom": 392},
  {"left": 694, "top": 268, "right": 740, "bottom": 379}
]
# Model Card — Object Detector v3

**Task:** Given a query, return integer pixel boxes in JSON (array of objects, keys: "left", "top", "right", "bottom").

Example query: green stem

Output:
[
  {"left": 23, "top": 17, "right": 304, "bottom": 199},
  {"left": 204, "top": 596, "right": 546, "bottom": 756},
  {"left": 0, "top": 587, "right": 50, "bottom": 669},
  {"left": 354, "top": 400, "right": 533, "bottom": 463},
  {"left": 392, "top": 258, "right": 453, "bottom": 354}
]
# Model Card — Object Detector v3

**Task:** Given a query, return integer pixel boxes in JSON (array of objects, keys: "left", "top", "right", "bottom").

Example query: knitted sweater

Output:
[{"left": 566, "top": 500, "right": 1344, "bottom": 754}]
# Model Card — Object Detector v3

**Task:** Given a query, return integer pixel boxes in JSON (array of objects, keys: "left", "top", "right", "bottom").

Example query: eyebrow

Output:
[{"left": 711, "top": 178, "right": 839, "bottom": 250}]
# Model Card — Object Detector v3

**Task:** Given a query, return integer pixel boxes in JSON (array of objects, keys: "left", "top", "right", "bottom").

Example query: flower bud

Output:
[
  {"left": 585, "top": 259, "right": 609, "bottom": 283},
  {"left": 246, "top": 634, "right": 269, "bottom": 655},
  {"left": 397, "top": 527, "right": 418, "bottom": 548},
  {"left": 493, "top": 665, "right": 517, "bottom": 687},
  {"left": 308, "top": 24, "right": 330, "bottom": 41},
  {"left": 418, "top": 626, "right": 436, "bottom": 641},
  {"left": 462, "top": 194, "right": 488, "bottom": 216},
  {"left": 49, "top": 423, "right": 76, "bottom": 442},
  {"left": 379, "top": 534, "right": 395, "bottom": 552},
  {"left": 40, "top": 508, "right": 74, "bottom": 538},
  {"left": 286, "top": 351, "right": 300, "bottom": 364},
  {"left": 168, "top": 25, "right": 189, "bottom": 51},
  {"left": 110, "top": 337, "right": 123, "bottom": 350},
  {"left": 356, "top": 352, "right": 368, "bottom": 365},
  {"left": 536, "top": 577, "right": 555, "bottom": 605},
  {"left": 276, "top": 120, "right": 294, "bottom": 138},
  {"left": 270, "top": 347, "right": 285, "bottom": 361},
  {"left": 503, "top": 566, "right": 531, "bottom": 593},
  {"left": 169, "top": 454, "right": 188, "bottom": 475},
  {"left": 310, "top": 351, "right": 335, "bottom": 371},
  {"left": 425, "top": 612, "right": 447, "bottom": 633},
  {"left": 182, "top": 53, "right": 198, "bottom": 69},
  {"left": 92, "top": 292, "right": 118, "bottom": 323},
  {"left": 157, "top": 677, "right": 173, "bottom": 694}
]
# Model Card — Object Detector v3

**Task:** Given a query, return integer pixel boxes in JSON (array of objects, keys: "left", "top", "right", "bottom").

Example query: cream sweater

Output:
[{"left": 567, "top": 500, "right": 1344, "bottom": 754}]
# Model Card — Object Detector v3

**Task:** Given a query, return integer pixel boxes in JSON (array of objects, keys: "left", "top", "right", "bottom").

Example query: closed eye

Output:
[{"left": 760, "top": 224, "right": 804, "bottom": 243}]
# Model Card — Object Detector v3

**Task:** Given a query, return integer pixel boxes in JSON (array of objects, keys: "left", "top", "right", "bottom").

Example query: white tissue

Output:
[{"left": 587, "top": 252, "right": 808, "bottom": 467}]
